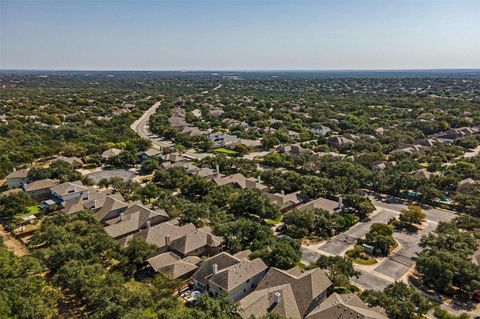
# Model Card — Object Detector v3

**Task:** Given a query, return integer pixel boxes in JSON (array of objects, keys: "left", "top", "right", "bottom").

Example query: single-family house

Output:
[
  {"left": 56, "top": 156, "right": 83, "bottom": 168},
  {"left": 101, "top": 148, "right": 123, "bottom": 159},
  {"left": 250, "top": 267, "right": 332, "bottom": 317},
  {"left": 94, "top": 195, "right": 129, "bottom": 223},
  {"left": 50, "top": 181, "right": 90, "bottom": 204},
  {"left": 6, "top": 169, "right": 30, "bottom": 188},
  {"left": 104, "top": 203, "right": 169, "bottom": 239},
  {"left": 296, "top": 197, "right": 342, "bottom": 214},
  {"left": 192, "top": 252, "right": 268, "bottom": 301},
  {"left": 306, "top": 293, "right": 388, "bottom": 319},
  {"left": 23, "top": 179, "right": 59, "bottom": 201},
  {"left": 146, "top": 252, "right": 201, "bottom": 280}
]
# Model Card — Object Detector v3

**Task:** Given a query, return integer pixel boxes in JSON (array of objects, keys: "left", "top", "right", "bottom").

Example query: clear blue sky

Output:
[{"left": 1, "top": 0, "right": 479, "bottom": 70}]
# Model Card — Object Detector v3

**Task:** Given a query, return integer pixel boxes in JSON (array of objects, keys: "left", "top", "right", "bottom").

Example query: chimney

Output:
[
  {"left": 119, "top": 212, "right": 125, "bottom": 221},
  {"left": 146, "top": 220, "right": 151, "bottom": 229},
  {"left": 338, "top": 197, "right": 343, "bottom": 211},
  {"left": 281, "top": 190, "right": 285, "bottom": 196},
  {"left": 215, "top": 164, "right": 220, "bottom": 174},
  {"left": 165, "top": 235, "right": 170, "bottom": 246},
  {"left": 93, "top": 200, "right": 97, "bottom": 209},
  {"left": 257, "top": 175, "right": 261, "bottom": 183},
  {"left": 212, "top": 263, "right": 218, "bottom": 275},
  {"left": 274, "top": 292, "right": 281, "bottom": 304}
]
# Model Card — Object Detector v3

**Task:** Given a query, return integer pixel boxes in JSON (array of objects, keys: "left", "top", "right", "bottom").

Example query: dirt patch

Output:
[{"left": 0, "top": 225, "right": 28, "bottom": 256}]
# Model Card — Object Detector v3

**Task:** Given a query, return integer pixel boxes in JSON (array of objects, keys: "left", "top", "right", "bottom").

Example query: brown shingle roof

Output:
[
  {"left": 257, "top": 267, "right": 332, "bottom": 316},
  {"left": 238, "top": 284, "right": 302, "bottom": 319}
]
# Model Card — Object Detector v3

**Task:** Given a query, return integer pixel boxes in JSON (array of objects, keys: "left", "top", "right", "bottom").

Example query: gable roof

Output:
[
  {"left": 24, "top": 179, "right": 59, "bottom": 192},
  {"left": 94, "top": 195, "right": 129, "bottom": 222},
  {"left": 306, "top": 293, "right": 388, "bottom": 319},
  {"left": 147, "top": 252, "right": 201, "bottom": 279},
  {"left": 296, "top": 197, "right": 340, "bottom": 214},
  {"left": 104, "top": 203, "right": 168, "bottom": 239},
  {"left": 50, "top": 181, "right": 89, "bottom": 197},
  {"left": 102, "top": 148, "right": 123, "bottom": 159},
  {"left": 256, "top": 267, "right": 332, "bottom": 316},
  {"left": 191, "top": 252, "right": 243, "bottom": 287},
  {"left": 6, "top": 169, "right": 30, "bottom": 180},
  {"left": 238, "top": 284, "right": 302, "bottom": 319},
  {"left": 209, "top": 258, "right": 268, "bottom": 292}
]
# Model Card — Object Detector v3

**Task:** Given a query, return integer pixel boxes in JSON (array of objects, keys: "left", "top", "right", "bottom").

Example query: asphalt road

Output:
[{"left": 130, "top": 101, "right": 174, "bottom": 149}]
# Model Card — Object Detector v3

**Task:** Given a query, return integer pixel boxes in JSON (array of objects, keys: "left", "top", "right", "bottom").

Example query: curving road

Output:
[{"left": 130, "top": 101, "right": 173, "bottom": 149}]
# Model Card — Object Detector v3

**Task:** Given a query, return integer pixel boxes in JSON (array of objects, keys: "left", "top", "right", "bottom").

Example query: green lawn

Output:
[
  {"left": 214, "top": 148, "right": 239, "bottom": 155},
  {"left": 16, "top": 205, "right": 40, "bottom": 218}
]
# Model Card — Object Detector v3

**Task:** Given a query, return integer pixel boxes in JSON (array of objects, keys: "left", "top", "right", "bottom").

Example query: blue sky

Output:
[{"left": 1, "top": 0, "right": 479, "bottom": 70}]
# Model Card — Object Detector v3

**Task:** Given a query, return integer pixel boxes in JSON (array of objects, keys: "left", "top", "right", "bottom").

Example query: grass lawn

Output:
[
  {"left": 352, "top": 257, "right": 378, "bottom": 265},
  {"left": 214, "top": 148, "right": 239, "bottom": 155},
  {"left": 16, "top": 205, "right": 40, "bottom": 218}
]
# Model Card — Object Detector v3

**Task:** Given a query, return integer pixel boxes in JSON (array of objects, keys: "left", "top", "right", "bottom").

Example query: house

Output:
[
  {"left": 104, "top": 203, "right": 169, "bottom": 239},
  {"left": 193, "top": 167, "right": 221, "bottom": 180},
  {"left": 265, "top": 191, "right": 303, "bottom": 212},
  {"left": 440, "top": 127, "right": 477, "bottom": 140},
  {"left": 212, "top": 173, "right": 268, "bottom": 192},
  {"left": 296, "top": 197, "right": 342, "bottom": 214},
  {"left": 94, "top": 195, "right": 129, "bottom": 223},
  {"left": 456, "top": 178, "right": 476, "bottom": 193},
  {"left": 146, "top": 252, "right": 201, "bottom": 280},
  {"left": 192, "top": 251, "right": 268, "bottom": 301},
  {"left": 236, "top": 139, "right": 262, "bottom": 149},
  {"left": 161, "top": 152, "right": 190, "bottom": 163},
  {"left": 278, "top": 143, "right": 308, "bottom": 156},
  {"left": 125, "top": 220, "right": 223, "bottom": 258},
  {"left": 101, "top": 148, "right": 123, "bottom": 159},
  {"left": 23, "top": 179, "right": 59, "bottom": 201},
  {"left": 411, "top": 169, "right": 439, "bottom": 180},
  {"left": 327, "top": 135, "right": 355, "bottom": 148},
  {"left": 50, "top": 181, "right": 90, "bottom": 204},
  {"left": 62, "top": 190, "right": 124, "bottom": 215},
  {"left": 305, "top": 293, "right": 388, "bottom": 319},
  {"left": 371, "top": 161, "right": 396, "bottom": 173},
  {"left": 56, "top": 156, "right": 83, "bottom": 168},
  {"left": 238, "top": 283, "right": 302, "bottom": 319},
  {"left": 391, "top": 144, "right": 427, "bottom": 154},
  {"left": 180, "top": 126, "right": 207, "bottom": 137},
  {"left": 242, "top": 267, "right": 332, "bottom": 318},
  {"left": 6, "top": 168, "right": 30, "bottom": 188},
  {"left": 138, "top": 148, "right": 162, "bottom": 161}
]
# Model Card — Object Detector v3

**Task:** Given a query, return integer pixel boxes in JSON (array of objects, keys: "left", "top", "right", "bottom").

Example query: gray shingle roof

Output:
[
  {"left": 50, "top": 181, "right": 89, "bottom": 197},
  {"left": 24, "top": 179, "right": 59, "bottom": 192},
  {"left": 94, "top": 195, "right": 129, "bottom": 222},
  {"left": 208, "top": 258, "right": 267, "bottom": 292},
  {"left": 6, "top": 169, "right": 30, "bottom": 179},
  {"left": 306, "top": 293, "right": 388, "bottom": 319},
  {"left": 104, "top": 203, "right": 169, "bottom": 239}
]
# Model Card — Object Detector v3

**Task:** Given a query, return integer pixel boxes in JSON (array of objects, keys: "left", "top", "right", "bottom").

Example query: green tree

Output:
[
  {"left": 360, "top": 282, "right": 432, "bottom": 319},
  {"left": 364, "top": 223, "right": 395, "bottom": 256},
  {"left": 315, "top": 255, "right": 360, "bottom": 287},
  {"left": 399, "top": 205, "right": 426, "bottom": 227}
]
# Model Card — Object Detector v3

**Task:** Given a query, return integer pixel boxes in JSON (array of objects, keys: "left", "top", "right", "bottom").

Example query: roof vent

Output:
[
  {"left": 212, "top": 263, "right": 218, "bottom": 274},
  {"left": 274, "top": 292, "right": 281, "bottom": 304}
]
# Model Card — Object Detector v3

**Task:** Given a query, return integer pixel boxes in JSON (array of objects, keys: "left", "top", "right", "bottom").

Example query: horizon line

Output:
[{"left": 1, "top": 68, "right": 480, "bottom": 73}]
